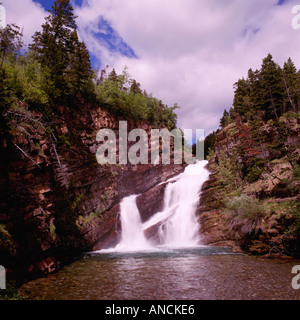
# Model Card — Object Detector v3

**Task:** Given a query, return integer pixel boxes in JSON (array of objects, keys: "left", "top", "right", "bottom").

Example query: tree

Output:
[
  {"left": 260, "top": 53, "right": 284, "bottom": 119},
  {"left": 204, "top": 130, "right": 219, "bottom": 159},
  {"left": 282, "top": 57, "right": 300, "bottom": 113},
  {"left": 130, "top": 79, "right": 142, "bottom": 95},
  {"left": 95, "top": 67, "right": 179, "bottom": 129},
  {"left": 0, "top": 23, "right": 23, "bottom": 67},
  {"left": 0, "top": 68, "right": 13, "bottom": 145},
  {"left": 233, "top": 78, "right": 250, "bottom": 121},
  {"left": 220, "top": 109, "right": 230, "bottom": 129},
  {"left": 65, "top": 30, "right": 94, "bottom": 98},
  {"left": 0, "top": 23, "right": 23, "bottom": 146},
  {"left": 29, "top": 0, "right": 92, "bottom": 104},
  {"left": 108, "top": 68, "right": 118, "bottom": 83},
  {"left": 247, "top": 68, "right": 264, "bottom": 119}
]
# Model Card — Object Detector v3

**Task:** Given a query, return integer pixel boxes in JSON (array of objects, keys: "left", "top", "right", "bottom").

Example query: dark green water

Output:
[{"left": 20, "top": 246, "right": 300, "bottom": 300}]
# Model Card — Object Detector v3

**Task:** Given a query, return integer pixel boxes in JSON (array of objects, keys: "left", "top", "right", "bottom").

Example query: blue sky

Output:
[
  {"left": 3, "top": 0, "right": 300, "bottom": 134},
  {"left": 33, "top": 0, "right": 83, "bottom": 11},
  {"left": 32, "top": 0, "right": 137, "bottom": 69}
]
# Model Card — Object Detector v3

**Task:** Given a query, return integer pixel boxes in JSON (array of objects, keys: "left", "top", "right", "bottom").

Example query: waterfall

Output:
[
  {"left": 112, "top": 161, "right": 210, "bottom": 252},
  {"left": 114, "top": 195, "right": 152, "bottom": 251},
  {"left": 157, "top": 161, "right": 210, "bottom": 247}
]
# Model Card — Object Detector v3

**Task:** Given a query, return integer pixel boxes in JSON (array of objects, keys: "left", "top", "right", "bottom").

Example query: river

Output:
[
  {"left": 20, "top": 161, "right": 300, "bottom": 300},
  {"left": 20, "top": 247, "right": 299, "bottom": 300}
]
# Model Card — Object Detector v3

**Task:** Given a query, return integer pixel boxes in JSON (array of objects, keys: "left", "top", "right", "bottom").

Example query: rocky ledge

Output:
[{"left": 0, "top": 102, "right": 185, "bottom": 281}]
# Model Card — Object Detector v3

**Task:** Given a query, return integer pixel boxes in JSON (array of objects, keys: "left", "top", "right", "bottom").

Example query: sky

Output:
[{"left": 2, "top": 0, "right": 300, "bottom": 136}]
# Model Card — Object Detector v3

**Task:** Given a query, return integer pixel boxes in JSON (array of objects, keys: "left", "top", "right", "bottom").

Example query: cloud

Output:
[
  {"left": 5, "top": 0, "right": 300, "bottom": 135},
  {"left": 3, "top": 0, "right": 46, "bottom": 45},
  {"left": 74, "top": 0, "right": 300, "bottom": 134}
]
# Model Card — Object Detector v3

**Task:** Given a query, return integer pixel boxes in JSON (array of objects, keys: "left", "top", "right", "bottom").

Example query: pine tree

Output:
[
  {"left": 0, "top": 23, "right": 23, "bottom": 67},
  {"left": 130, "top": 79, "right": 142, "bottom": 95},
  {"left": 29, "top": 0, "right": 81, "bottom": 104},
  {"left": 282, "top": 57, "right": 299, "bottom": 112},
  {"left": 233, "top": 78, "right": 250, "bottom": 121},
  {"left": 65, "top": 30, "right": 94, "bottom": 98},
  {"left": 260, "top": 54, "right": 284, "bottom": 119},
  {"left": 247, "top": 68, "right": 264, "bottom": 118},
  {"left": 108, "top": 69, "right": 118, "bottom": 83},
  {"left": 220, "top": 109, "right": 230, "bottom": 129}
]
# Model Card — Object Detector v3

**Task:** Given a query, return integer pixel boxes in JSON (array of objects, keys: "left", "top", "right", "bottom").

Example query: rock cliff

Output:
[
  {"left": 0, "top": 102, "right": 185, "bottom": 280},
  {"left": 197, "top": 115, "right": 300, "bottom": 257}
]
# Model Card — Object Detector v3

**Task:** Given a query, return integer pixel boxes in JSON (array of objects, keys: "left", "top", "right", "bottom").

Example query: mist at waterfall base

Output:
[{"left": 96, "top": 161, "right": 211, "bottom": 254}]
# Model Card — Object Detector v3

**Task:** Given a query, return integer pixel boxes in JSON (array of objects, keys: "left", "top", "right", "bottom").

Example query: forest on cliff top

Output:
[
  {"left": 203, "top": 53, "right": 300, "bottom": 257},
  {"left": 0, "top": 0, "right": 178, "bottom": 153}
]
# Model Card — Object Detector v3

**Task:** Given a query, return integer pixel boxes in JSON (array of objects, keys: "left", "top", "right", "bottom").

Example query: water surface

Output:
[{"left": 20, "top": 246, "right": 300, "bottom": 300}]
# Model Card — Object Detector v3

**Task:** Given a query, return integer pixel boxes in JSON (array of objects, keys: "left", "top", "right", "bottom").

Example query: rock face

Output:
[
  {"left": 197, "top": 116, "right": 300, "bottom": 257},
  {"left": 0, "top": 103, "right": 185, "bottom": 280},
  {"left": 197, "top": 169, "right": 243, "bottom": 252}
]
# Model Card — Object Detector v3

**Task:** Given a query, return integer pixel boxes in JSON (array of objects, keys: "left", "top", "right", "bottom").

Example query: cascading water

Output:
[
  {"left": 156, "top": 161, "right": 210, "bottom": 247},
  {"left": 114, "top": 195, "right": 152, "bottom": 251},
  {"left": 109, "top": 160, "right": 210, "bottom": 252}
]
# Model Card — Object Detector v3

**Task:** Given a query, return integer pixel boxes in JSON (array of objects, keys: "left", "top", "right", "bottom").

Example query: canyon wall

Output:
[
  {"left": 197, "top": 116, "right": 300, "bottom": 257},
  {"left": 0, "top": 103, "right": 185, "bottom": 280}
]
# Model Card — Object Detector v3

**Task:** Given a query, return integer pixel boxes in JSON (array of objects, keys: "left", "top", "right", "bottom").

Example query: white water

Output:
[
  {"left": 100, "top": 161, "right": 210, "bottom": 252},
  {"left": 157, "top": 161, "right": 210, "bottom": 247},
  {"left": 114, "top": 195, "right": 153, "bottom": 251}
]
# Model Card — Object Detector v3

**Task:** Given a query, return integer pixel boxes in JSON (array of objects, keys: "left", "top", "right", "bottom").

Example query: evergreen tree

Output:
[
  {"left": 130, "top": 79, "right": 142, "bottom": 95},
  {"left": 233, "top": 78, "right": 251, "bottom": 121},
  {"left": 30, "top": 0, "right": 93, "bottom": 104},
  {"left": 108, "top": 68, "right": 118, "bottom": 83},
  {"left": 65, "top": 30, "right": 94, "bottom": 98},
  {"left": 204, "top": 130, "right": 219, "bottom": 159},
  {"left": 247, "top": 68, "right": 264, "bottom": 119},
  {"left": 282, "top": 57, "right": 299, "bottom": 112},
  {"left": 260, "top": 53, "right": 284, "bottom": 119},
  {"left": 220, "top": 109, "right": 230, "bottom": 129},
  {"left": 0, "top": 23, "right": 23, "bottom": 146},
  {"left": 0, "top": 23, "right": 23, "bottom": 67}
]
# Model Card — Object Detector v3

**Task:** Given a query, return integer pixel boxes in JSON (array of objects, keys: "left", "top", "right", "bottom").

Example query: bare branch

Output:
[{"left": 14, "top": 143, "right": 40, "bottom": 168}]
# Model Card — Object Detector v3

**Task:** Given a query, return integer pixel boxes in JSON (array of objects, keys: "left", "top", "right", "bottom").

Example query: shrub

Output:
[
  {"left": 245, "top": 166, "right": 263, "bottom": 183},
  {"left": 224, "top": 194, "right": 265, "bottom": 234},
  {"left": 293, "top": 164, "right": 300, "bottom": 180}
]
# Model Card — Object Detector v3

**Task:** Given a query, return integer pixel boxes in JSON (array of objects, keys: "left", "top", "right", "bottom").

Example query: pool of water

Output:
[{"left": 20, "top": 246, "right": 300, "bottom": 300}]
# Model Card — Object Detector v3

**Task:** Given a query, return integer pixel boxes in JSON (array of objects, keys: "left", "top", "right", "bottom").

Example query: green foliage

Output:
[
  {"left": 203, "top": 130, "right": 219, "bottom": 159},
  {"left": 216, "top": 151, "right": 240, "bottom": 190},
  {"left": 244, "top": 158, "right": 265, "bottom": 183},
  {"left": 71, "top": 193, "right": 84, "bottom": 211},
  {"left": 0, "top": 23, "right": 23, "bottom": 67},
  {"left": 0, "top": 69, "right": 13, "bottom": 145},
  {"left": 95, "top": 67, "right": 179, "bottom": 130},
  {"left": 57, "top": 134, "right": 71, "bottom": 149},
  {"left": 0, "top": 0, "right": 180, "bottom": 145},
  {"left": 293, "top": 164, "right": 300, "bottom": 180},
  {"left": 0, "top": 224, "right": 15, "bottom": 253},
  {"left": 245, "top": 166, "right": 263, "bottom": 183},
  {"left": 3, "top": 56, "right": 49, "bottom": 109},
  {"left": 224, "top": 194, "right": 265, "bottom": 234},
  {"left": 219, "top": 109, "right": 231, "bottom": 129},
  {"left": 30, "top": 0, "right": 94, "bottom": 104},
  {"left": 232, "top": 53, "right": 300, "bottom": 123}
]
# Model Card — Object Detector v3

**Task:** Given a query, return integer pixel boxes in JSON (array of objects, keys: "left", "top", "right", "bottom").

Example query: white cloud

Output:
[
  {"left": 74, "top": 0, "right": 300, "bottom": 134},
  {"left": 3, "top": 0, "right": 46, "bottom": 45},
  {"left": 5, "top": 0, "right": 300, "bottom": 135}
]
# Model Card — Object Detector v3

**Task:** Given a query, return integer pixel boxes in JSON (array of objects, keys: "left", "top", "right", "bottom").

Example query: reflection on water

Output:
[{"left": 20, "top": 246, "right": 300, "bottom": 300}]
